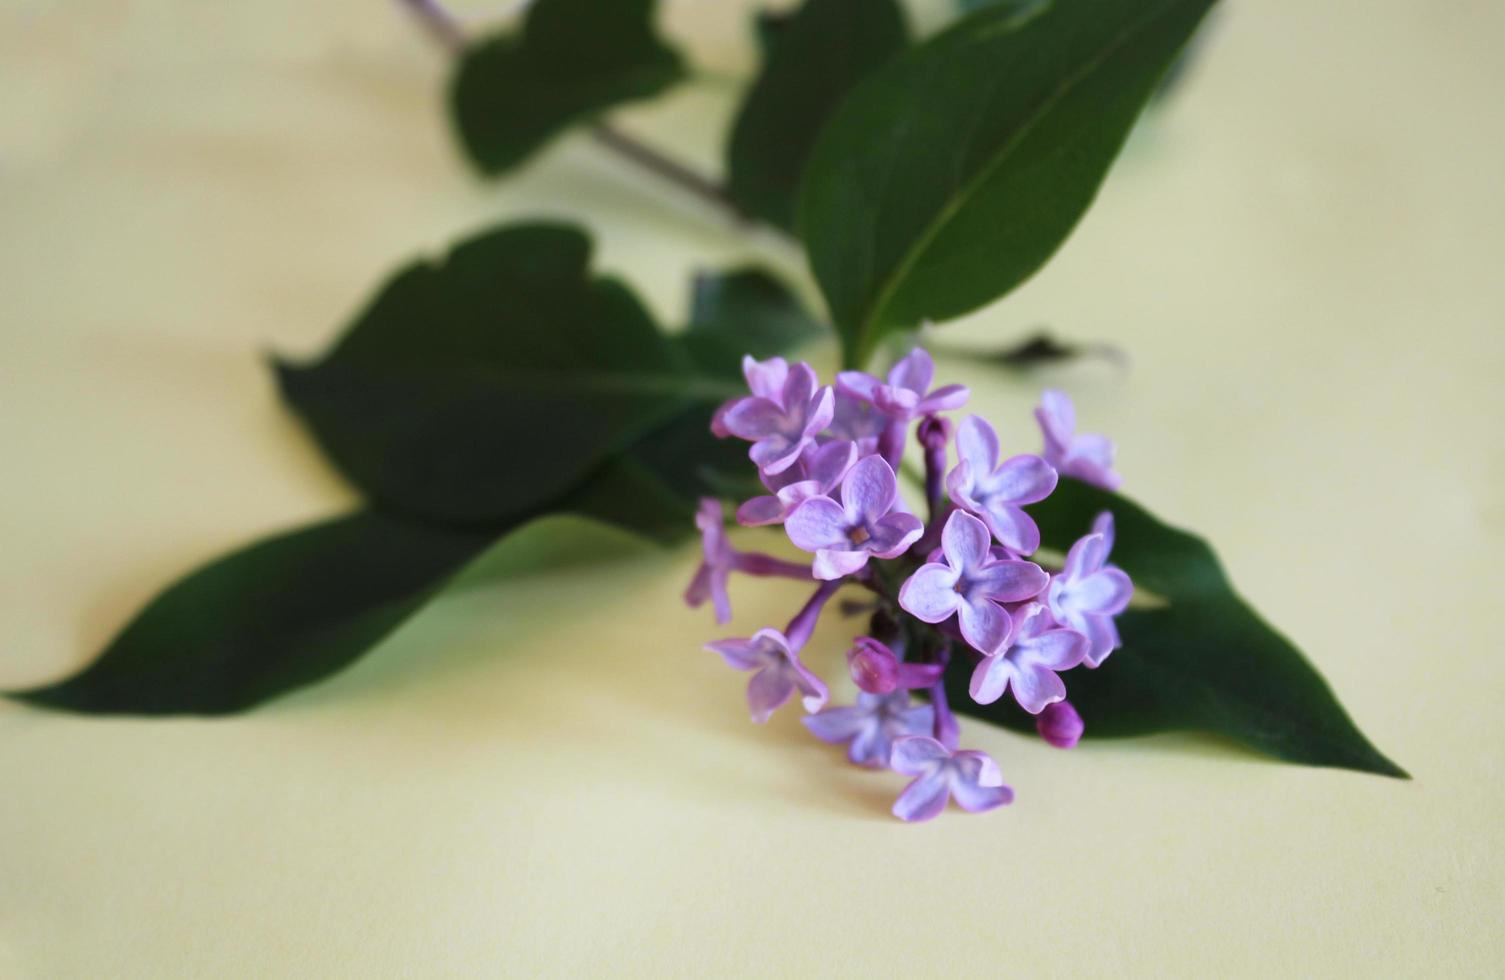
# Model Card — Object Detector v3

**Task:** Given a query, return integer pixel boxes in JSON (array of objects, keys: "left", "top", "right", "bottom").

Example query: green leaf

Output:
[
  {"left": 725, "top": 0, "right": 909, "bottom": 230},
  {"left": 798, "top": 0, "right": 1218, "bottom": 368},
  {"left": 14, "top": 240, "right": 828, "bottom": 715},
  {"left": 11, "top": 512, "right": 499, "bottom": 715},
  {"left": 8, "top": 447, "right": 727, "bottom": 716},
  {"left": 948, "top": 480, "right": 1407, "bottom": 778},
  {"left": 679, "top": 266, "right": 827, "bottom": 373},
  {"left": 276, "top": 222, "right": 724, "bottom": 526},
  {"left": 451, "top": 0, "right": 685, "bottom": 175}
]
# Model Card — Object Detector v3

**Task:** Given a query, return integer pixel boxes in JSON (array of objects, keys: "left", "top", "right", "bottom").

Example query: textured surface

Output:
[{"left": 1, "top": 0, "right": 1502, "bottom": 975}]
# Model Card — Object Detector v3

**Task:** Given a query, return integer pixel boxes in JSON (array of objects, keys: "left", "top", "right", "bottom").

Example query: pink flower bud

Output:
[{"left": 1036, "top": 700, "right": 1084, "bottom": 749}]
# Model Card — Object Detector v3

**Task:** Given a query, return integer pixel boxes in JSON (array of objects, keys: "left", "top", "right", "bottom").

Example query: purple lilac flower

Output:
[
  {"left": 836, "top": 348, "right": 970, "bottom": 421},
  {"left": 1035, "top": 389, "right": 1121, "bottom": 491},
  {"left": 736, "top": 440, "right": 857, "bottom": 527},
  {"left": 711, "top": 355, "right": 790, "bottom": 438},
  {"left": 723, "top": 362, "right": 835, "bottom": 475},
  {"left": 968, "top": 602, "right": 1088, "bottom": 714},
  {"left": 845, "top": 637, "right": 943, "bottom": 695},
  {"left": 824, "top": 390, "right": 888, "bottom": 456},
  {"left": 1047, "top": 511, "right": 1133, "bottom": 667},
  {"left": 804, "top": 692, "right": 934, "bottom": 768},
  {"left": 704, "top": 628, "right": 829, "bottom": 723},
  {"left": 784, "top": 455, "right": 923, "bottom": 580},
  {"left": 1036, "top": 700, "right": 1084, "bottom": 749},
  {"left": 889, "top": 736, "right": 1014, "bottom": 822},
  {"left": 898, "top": 510, "right": 1048, "bottom": 655},
  {"left": 683, "top": 498, "right": 735, "bottom": 623},
  {"left": 946, "top": 415, "right": 1058, "bottom": 555}
]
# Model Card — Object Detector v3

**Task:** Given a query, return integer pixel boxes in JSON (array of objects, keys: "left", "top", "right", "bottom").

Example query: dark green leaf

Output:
[
  {"left": 948, "top": 479, "right": 1407, "bottom": 778},
  {"left": 725, "top": 0, "right": 909, "bottom": 230},
  {"left": 11, "top": 512, "right": 499, "bottom": 715},
  {"left": 275, "top": 223, "right": 728, "bottom": 526},
  {"left": 451, "top": 0, "right": 685, "bottom": 175},
  {"left": 799, "top": 0, "right": 1217, "bottom": 367},
  {"left": 679, "top": 266, "right": 827, "bottom": 374}
]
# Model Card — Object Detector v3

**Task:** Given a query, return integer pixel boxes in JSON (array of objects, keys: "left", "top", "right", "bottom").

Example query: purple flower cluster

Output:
[{"left": 689, "top": 350, "right": 1130, "bottom": 821}]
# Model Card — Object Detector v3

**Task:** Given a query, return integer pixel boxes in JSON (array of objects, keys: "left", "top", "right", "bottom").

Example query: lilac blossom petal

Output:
[
  {"left": 893, "top": 773, "right": 951, "bottom": 823},
  {"left": 803, "top": 693, "right": 932, "bottom": 768},
  {"left": 811, "top": 548, "right": 871, "bottom": 580},
  {"left": 1035, "top": 388, "right": 1121, "bottom": 491},
  {"left": 946, "top": 415, "right": 1057, "bottom": 555},
  {"left": 968, "top": 603, "right": 1087, "bottom": 712},
  {"left": 897, "top": 563, "right": 962, "bottom": 622},
  {"left": 888, "top": 736, "right": 1012, "bottom": 822},
  {"left": 1048, "top": 518, "right": 1133, "bottom": 667},
  {"left": 785, "top": 456, "right": 920, "bottom": 579},
  {"left": 742, "top": 355, "right": 788, "bottom": 402},
  {"left": 724, "top": 364, "right": 834, "bottom": 476},
  {"left": 1092, "top": 510, "right": 1116, "bottom": 552},
  {"left": 785, "top": 496, "right": 850, "bottom": 550},
  {"left": 705, "top": 628, "right": 827, "bottom": 723},
  {"left": 825, "top": 391, "right": 887, "bottom": 452},
  {"left": 957, "top": 600, "right": 1013, "bottom": 659},
  {"left": 950, "top": 752, "right": 1014, "bottom": 812},
  {"left": 837, "top": 349, "right": 969, "bottom": 422},
  {"left": 684, "top": 499, "right": 734, "bottom": 623},
  {"left": 890, "top": 734, "right": 951, "bottom": 775},
  {"left": 747, "top": 668, "right": 796, "bottom": 723},
  {"left": 704, "top": 637, "right": 763, "bottom": 670},
  {"left": 901, "top": 511, "right": 1041, "bottom": 654}
]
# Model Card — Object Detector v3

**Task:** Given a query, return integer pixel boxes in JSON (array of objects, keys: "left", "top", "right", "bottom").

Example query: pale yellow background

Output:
[{"left": 2, "top": 0, "right": 1502, "bottom": 976}]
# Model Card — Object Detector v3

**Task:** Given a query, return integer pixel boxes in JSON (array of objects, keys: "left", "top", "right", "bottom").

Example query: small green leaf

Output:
[
  {"left": 451, "top": 0, "right": 685, "bottom": 175},
  {"left": 799, "top": 0, "right": 1217, "bottom": 367},
  {"left": 276, "top": 223, "right": 718, "bottom": 526},
  {"left": 725, "top": 0, "right": 909, "bottom": 230},
  {"left": 948, "top": 480, "right": 1407, "bottom": 778},
  {"left": 11, "top": 512, "right": 499, "bottom": 715}
]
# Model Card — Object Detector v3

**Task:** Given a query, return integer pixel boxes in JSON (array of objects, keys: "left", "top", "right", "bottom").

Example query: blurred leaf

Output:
[
  {"left": 948, "top": 480, "right": 1407, "bottom": 778},
  {"left": 11, "top": 512, "right": 498, "bottom": 715},
  {"left": 17, "top": 223, "right": 830, "bottom": 714},
  {"left": 451, "top": 0, "right": 685, "bottom": 175},
  {"left": 799, "top": 0, "right": 1217, "bottom": 367},
  {"left": 725, "top": 0, "right": 909, "bottom": 230},
  {"left": 679, "top": 266, "right": 827, "bottom": 372},
  {"left": 276, "top": 223, "right": 726, "bottom": 526}
]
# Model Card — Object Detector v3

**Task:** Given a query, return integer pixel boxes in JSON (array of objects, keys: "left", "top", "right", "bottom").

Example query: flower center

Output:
[{"left": 847, "top": 525, "right": 871, "bottom": 546}]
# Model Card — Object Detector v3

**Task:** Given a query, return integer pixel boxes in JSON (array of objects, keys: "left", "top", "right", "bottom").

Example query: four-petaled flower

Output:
[
  {"left": 845, "top": 637, "right": 943, "bottom": 694},
  {"left": 711, "top": 355, "right": 789, "bottom": 438},
  {"left": 1035, "top": 389, "right": 1121, "bottom": 491},
  {"left": 889, "top": 736, "right": 1014, "bottom": 822},
  {"left": 837, "top": 348, "right": 970, "bottom": 421},
  {"left": 804, "top": 692, "right": 934, "bottom": 769},
  {"left": 736, "top": 440, "right": 857, "bottom": 527},
  {"left": 785, "top": 455, "right": 924, "bottom": 580},
  {"left": 969, "top": 602, "right": 1089, "bottom": 714},
  {"left": 705, "top": 628, "right": 829, "bottom": 723},
  {"left": 723, "top": 362, "right": 835, "bottom": 475},
  {"left": 824, "top": 390, "right": 888, "bottom": 455},
  {"left": 898, "top": 510, "right": 1048, "bottom": 654},
  {"left": 946, "top": 415, "right": 1058, "bottom": 555},
  {"left": 683, "top": 498, "right": 735, "bottom": 624},
  {"left": 1047, "top": 511, "right": 1133, "bottom": 666}
]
